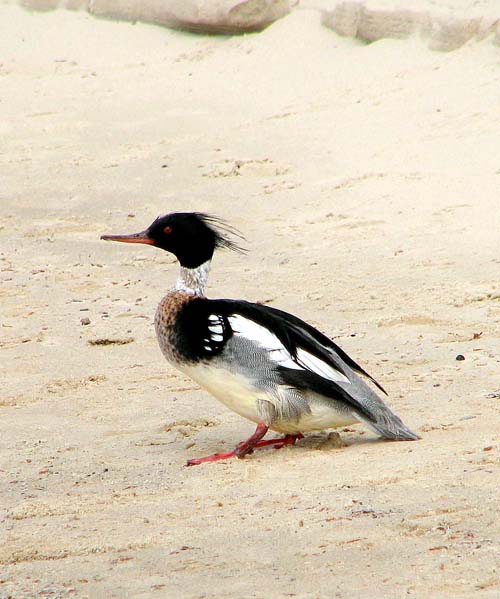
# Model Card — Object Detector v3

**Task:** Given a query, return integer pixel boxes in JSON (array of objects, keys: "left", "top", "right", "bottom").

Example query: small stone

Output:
[
  {"left": 455, "top": 354, "right": 465, "bottom": 361},
  {"left": 318, "top": 432, "right": 344, "bottom": 450},
  {"left": 80, "top": 317, "right": 91, "bottom": 326}
]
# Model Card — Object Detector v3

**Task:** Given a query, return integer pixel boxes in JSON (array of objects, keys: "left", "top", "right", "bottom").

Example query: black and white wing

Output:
[
  {"left": 198, "top": 298, "right": 388, "bottom": 421},
  {"left": 212, "top": 299, "right": 386, "bottom": 391},
  {"left": 226, "top": 312, "right": 351, "bottom": 385},
  {"left": 175, "top": 299, "right": 232, "bottom": 360},
  {"left": 217, "top": 300, "right": 419, "bottom": 439},
  {"left": 177, "top": 297, "right": 418, "bottom": 440}
]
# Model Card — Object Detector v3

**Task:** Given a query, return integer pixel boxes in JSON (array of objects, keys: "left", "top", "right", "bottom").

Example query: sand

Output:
[{"left": 1, "top": 2, "right": 499, "bottom": 598}]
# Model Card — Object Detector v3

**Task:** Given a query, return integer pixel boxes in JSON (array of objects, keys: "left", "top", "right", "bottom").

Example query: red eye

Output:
[{"left": 163, "top": 226, "right": 173, "bottom": 234}]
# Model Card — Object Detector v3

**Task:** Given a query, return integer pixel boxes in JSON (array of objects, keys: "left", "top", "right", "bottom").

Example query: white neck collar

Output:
[{"left": 173, "top": 260, "right": 211, "bottom": 296}]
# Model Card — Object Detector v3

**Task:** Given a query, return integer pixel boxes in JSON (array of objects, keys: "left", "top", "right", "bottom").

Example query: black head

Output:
[{"left": 101, "top": 212, "right": 244, "bottom": 268}]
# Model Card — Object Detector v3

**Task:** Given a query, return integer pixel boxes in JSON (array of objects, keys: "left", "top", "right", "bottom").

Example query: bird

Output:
[{"left": 101, "top": 212, "right": 420, "bottom": 466}]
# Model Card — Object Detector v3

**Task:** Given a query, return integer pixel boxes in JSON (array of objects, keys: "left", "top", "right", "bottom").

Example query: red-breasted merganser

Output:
[{"left": 101, "top": 212, "right": 419, "bottom": 466}]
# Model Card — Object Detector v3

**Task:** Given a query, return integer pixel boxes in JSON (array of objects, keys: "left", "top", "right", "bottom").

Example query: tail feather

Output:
[
  {"left": 339, "top": 363, "right": 421, "bottom": 441},
  {"left": 356, "top": 410, "right": 420, "bottom": 441}
]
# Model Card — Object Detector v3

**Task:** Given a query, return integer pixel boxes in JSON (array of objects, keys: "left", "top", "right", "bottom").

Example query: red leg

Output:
[
  {"left": 251, "top": 432, "right": 304, "bottom": 450},
  {"left": 186, "top": 425, "right": 303, "bottom": 466}
]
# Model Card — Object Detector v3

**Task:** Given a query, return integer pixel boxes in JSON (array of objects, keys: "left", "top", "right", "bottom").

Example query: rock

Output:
[{"left": 88, "top": 0, "right": 295, "bottom": 34}]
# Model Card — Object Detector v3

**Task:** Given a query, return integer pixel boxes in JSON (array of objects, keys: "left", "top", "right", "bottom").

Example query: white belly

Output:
[
  {"left": 276, "top": 393, "right": 357, "bottom": 434},
  {"left": 177, "top": 362, "right": 359, "bottom": 434},
  {"left": 179, "top": 362, "right": 263, "bottom": 424}
]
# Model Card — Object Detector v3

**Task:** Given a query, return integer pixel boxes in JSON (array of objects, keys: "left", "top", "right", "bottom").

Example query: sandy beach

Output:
[{"left": 1, "top": 2, "right": 499, "bottom": 597}]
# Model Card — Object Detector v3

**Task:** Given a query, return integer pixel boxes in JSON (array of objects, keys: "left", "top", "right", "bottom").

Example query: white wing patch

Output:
[
  {"left": 295, "top": 348, "right": 350, "bottom": 384},
  {"left": 208, "top": 323, "right": 224, "bottom": 335},
  {"left": 203, "top": 314, "right": 228, "bottom": 352},
  {"left": 228, "top": 315, "right": 350, "bottom": 385}
]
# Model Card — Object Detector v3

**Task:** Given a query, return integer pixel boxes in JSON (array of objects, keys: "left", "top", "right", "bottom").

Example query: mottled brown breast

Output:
[{"left": 154, "top": 291, "right": 196, "bottom": 364}]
